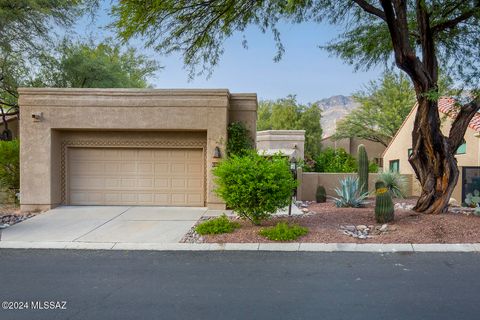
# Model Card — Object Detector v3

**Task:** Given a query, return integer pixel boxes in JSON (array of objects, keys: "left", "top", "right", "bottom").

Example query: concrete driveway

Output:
[{"left": 0, "top": 206, "right": 207, "bottom": 244}]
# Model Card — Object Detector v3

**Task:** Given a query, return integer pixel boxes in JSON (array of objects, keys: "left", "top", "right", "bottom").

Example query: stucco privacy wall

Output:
[
  {"left": 296, "top": 170, "right": 413, "bottom": 201},
  {"left": 18, "top": 88, "right": 257, "bottom": 211}
]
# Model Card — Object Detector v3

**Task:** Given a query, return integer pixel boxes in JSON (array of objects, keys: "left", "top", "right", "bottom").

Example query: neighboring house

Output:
[
  {"left": 321, "top": 136, "right": 386, "bottom": 166},
  {"left": 256, "top": 130, "right": 305, "bottom": 160},
  {"left": 18, "top": 88, "right": 257, "bottom": 212},
  {"left": 0, "top": 115, "right": 19, "bottom": 140},
  {"left": 383, "top": 97, "right": 480, "bottom": 203}
]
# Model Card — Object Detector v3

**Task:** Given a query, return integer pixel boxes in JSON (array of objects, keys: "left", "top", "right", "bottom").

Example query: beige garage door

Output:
[{"left": 68, "top": 148, "right": 204, "bottom": 206}]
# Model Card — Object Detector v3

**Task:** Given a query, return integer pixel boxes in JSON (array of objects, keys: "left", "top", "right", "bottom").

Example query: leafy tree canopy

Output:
[
  {"left": 33, "top": 39, "right": 160, "bottom": 88},
  {"left": 258, "top": 95, "right": 322, "bottom": 157},
  {"left": 333, "top": 71, "right": 416, "bottom": 147},
  {"left": 112, "top": 0, "right": 480, "bottom": 91},
  {"left": 0, "top": 0, "right": 98, "bottom": 128}
]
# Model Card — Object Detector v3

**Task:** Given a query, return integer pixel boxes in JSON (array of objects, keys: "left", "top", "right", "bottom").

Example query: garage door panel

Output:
[
  {"left": 188, "top": 179, "right": 203, "bottom": 189},
  {"left": 68, "top": 147, "right": 204, "bottom": 206},
  {"left": 171, "top": 163, "right": 186, "bottom": 173},
  {"left": 138, "top": 162, "right": 154, "bottom": 174},
  {"left": 154, "top": 179, "right": 169, "bottom": 188}
]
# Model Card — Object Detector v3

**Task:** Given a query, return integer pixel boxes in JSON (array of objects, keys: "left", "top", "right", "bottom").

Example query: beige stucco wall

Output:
[
  {"left": 321, "top": 136, "right": 386, "bottom": 163},
  {"left": 18, "top": 88, "right": 257, "bottom": 212},
  {"left": 256, "top": 130, "right": 306, "bottom": 160},
  {"left": 296, "top": 170, "right": 413, "bottom": 201},
  {"left": 383, "top": 105, "right": 480, "bottom": 202},
  {"left": 229, "top": 94, "right": 257, "bottom": 144}
]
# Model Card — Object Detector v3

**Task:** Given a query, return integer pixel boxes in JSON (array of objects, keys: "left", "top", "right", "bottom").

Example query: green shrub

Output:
[
  {"left": 213, "top": 151, "right": 297, "bottom": 225},
  {"left": 314, "top": 147, "right": 357, "bottom": 173},
  {"left": 0, "top": 139, "right": 20, "bottom": 201},
  {"left": 315, "top": 185, "right": 326, "bottom": 203},
  {"left": 226, "top": 122, "right": 253, "bottom": 157},
  {"left": 369, "top": 161, "right": 379, "bottom": 173},
  {"left": 195, "top": 214, "right": 240, "bottom": 235},
  {"left": 332, "top": 176, "right": 369, "bottom": 208},
  {"left": 259, "top": 222, "right": 308, "bottom": 241},
  {"left": 378, "top": 170, "right": 407, "bottom": 198}
]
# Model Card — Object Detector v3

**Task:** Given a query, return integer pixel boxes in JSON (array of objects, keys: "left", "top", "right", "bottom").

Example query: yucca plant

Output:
[
  {"left": 378, "top": 171, "right": 407, "bottom": 198},
  {"left": 332, "top": 176, "right": 369, "bottom": 208}
]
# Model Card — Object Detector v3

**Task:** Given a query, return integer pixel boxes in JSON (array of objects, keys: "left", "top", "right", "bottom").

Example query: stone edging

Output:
[{"left": 1, "top": 241, "right": 480, "bottom": 252}]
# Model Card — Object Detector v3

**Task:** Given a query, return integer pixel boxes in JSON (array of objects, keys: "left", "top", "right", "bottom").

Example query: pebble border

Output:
[{"left": 1, "top": 241, "right": 480, "bottom": 252}]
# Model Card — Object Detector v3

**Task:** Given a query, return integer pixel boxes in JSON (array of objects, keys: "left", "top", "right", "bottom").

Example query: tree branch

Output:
[
  {"left": 351, "top": 0, "right": 386, "bottom": 21},
  {"left": 448, "top": 98, "right": 480, "bottom": 151},
  {"left": 432, "top": 4, "right": 480, "bottom": 33}
]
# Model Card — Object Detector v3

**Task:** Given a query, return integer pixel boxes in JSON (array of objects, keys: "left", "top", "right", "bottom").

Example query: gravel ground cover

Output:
[{"left": 189, "top": 198, "right": 480, "bottom": 244}]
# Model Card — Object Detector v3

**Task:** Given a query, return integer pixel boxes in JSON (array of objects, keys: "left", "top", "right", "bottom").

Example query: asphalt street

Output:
[{"left": 0, "top": 249, "right": 479, "bottom": 320}]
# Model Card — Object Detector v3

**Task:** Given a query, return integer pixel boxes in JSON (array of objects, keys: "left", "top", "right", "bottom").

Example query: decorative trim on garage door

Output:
[{"left": 60, "top": 139, "right": 207, "bottom": 205}]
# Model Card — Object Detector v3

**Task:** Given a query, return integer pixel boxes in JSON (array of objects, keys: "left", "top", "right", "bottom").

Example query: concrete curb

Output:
[{"left": 1, "top": 241, "right": 480, "bottom": 252}]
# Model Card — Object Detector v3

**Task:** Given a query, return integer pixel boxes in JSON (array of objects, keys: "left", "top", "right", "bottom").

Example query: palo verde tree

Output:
[{"left": 112, "top": 1, "right": 480, "bottom": 214}]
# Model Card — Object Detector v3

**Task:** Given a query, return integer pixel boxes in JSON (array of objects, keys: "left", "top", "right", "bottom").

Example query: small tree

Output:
[
  {"left": 213, "top": 152, "right": 297, "bottom": 225},
  {"left": 0, "top": 140, "right": 20, "bottom": 202}
]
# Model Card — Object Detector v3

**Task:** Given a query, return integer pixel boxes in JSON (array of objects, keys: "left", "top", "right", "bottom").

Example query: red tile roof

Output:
[{"left": 438, "top": 97, "right": 480, "bottom": 133}]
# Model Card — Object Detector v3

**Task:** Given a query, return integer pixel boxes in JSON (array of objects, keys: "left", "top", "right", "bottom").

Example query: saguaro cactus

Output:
[
  {"left": 374, "top": 181, "right": 394, "bottom": 223},
  {"left": 357, "top": 144, "right": 369, "bottom": 194},
  {"left": 316, "top": 185, "right": 326, "bottom": 203}
]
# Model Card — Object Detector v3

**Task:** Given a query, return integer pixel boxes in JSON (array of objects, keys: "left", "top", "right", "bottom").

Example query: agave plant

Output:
[
  {"left": 332, "top": 176, "right": 369, "bottom": 208},
  {"left": 378, "top": 171, "right": 407, "bottom": 198}
]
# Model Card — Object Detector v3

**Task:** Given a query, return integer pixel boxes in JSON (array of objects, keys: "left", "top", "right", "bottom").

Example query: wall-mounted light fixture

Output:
[
  {"left": 32, "top": 112, "right": 43, "bottom": 122},
  {"left": 213, "top": 146, "right": 222, "bottom": 159}
]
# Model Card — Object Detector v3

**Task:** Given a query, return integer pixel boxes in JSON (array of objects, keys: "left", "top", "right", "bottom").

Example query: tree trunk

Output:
[{"left": 408, "top": 97, "right": 458, "bottom": 214}]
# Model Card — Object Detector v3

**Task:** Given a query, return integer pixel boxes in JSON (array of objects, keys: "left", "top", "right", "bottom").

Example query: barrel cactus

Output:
[
  {"left": 374, "top": 181, "right": 394, "bottom": 223},
  {"left": 357, "top": 144, "right": 369, "bottom": 194},
  {"left": 316, "top": 185, "right": 327, "bottom": 203}
]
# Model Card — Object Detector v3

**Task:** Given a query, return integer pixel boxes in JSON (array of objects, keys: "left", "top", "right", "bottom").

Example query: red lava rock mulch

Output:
[{"left": 203, "top": 198, "right": 480, "bottom": 244}]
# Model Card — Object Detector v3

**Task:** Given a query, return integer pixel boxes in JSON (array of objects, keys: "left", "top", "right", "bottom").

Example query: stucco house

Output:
[
  {"left": 256, "top": 130, "right": 305, "bottom": 160},
  {"left": 383, "top": 97, "right": 480, "bottom": 203},
  {"left": 321, "top": 135, "right": 386, "bottom": 167},
  {"left": 18, "top": 88, "right": 257, "bottom": 212}
]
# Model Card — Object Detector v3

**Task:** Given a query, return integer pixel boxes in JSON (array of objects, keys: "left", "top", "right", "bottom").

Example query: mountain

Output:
[{"left": 315, "top": 95, "right": 360, "bottom": 137}]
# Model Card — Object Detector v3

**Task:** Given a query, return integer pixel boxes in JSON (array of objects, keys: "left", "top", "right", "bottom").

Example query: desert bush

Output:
[
  {"left": 332, "top": 176, "right": 369, "bottom": 208},
  {"left": 378, "top": 170, "right": 407, "bottom": 198},
  {"left": 213, "top": 151, "right": 297, "bottom": 225},
  {"left": 0, "top": 140, "right": 20, "bottom": 201},
  {"left": 259, "top": 222, "right": 308, "bottom": 241},
  {"left": 195, "top": 214, "right": 240, "bottom": 235}
]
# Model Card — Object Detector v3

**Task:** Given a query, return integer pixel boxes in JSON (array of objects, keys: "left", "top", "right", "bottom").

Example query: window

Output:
[
  {"left": 456, "top": 139, "right": 466, "bottom": 155},
  {"left": 389, "top": 160, "right": 399, "bottom": 173},
  {"left": 408, "top": 148, "right": 413, "bottom": 157}
]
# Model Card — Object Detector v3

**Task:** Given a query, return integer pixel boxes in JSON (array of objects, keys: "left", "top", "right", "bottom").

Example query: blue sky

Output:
[{"left": 75, "top": 2, "right": 384, "bottom": 103}]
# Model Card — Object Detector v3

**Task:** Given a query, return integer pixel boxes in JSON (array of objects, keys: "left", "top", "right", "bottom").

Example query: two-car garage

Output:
[{"left": 67, "top": 147, "right": 205, "bottom": 207}]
